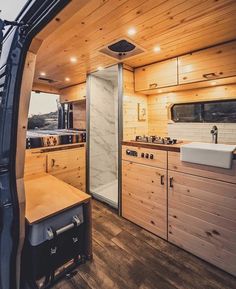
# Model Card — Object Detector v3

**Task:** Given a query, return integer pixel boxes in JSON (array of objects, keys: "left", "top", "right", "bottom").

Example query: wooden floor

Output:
[{"left": 53, "top": 200, "right": 236, "bottom": 289}]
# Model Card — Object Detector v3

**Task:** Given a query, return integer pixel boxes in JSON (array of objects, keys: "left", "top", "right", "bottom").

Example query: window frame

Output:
[{"left": 170, "top": 99, "right": 236, "bottom": 123}]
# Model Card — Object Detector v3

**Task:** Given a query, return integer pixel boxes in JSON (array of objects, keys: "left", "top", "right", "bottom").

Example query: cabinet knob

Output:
[{"left": 169, "top": 177, "right": 174, "bottom": 188}]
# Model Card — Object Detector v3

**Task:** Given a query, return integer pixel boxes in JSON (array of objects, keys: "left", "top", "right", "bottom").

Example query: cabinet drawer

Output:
[
  {"left": 47, "top": 147, "right": 86, "bottom": 191},
  {"left": 168, "top": 151, "right": 236, "bottom": 184},
  {"left": 122, "top": 160, "right": 167, "bottom": 239},
  {"left": 178, "top": 41, "right": 236, "bottom": 84},
  {"left": 168, "top": 171, "right": 236, "bottom": 276},
  {"left": 134, "top": 58, "right": 177, "bottom": 91},
  {"left": 122, "top": 145, "right": 167, "bottom": 169}
]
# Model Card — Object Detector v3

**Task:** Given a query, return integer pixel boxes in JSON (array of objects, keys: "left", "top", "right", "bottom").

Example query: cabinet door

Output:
[
  {"left": 134, "top": 58, "right": 178, "bottom": 91},
  {"left": 168, "top": 171, "right": 236, "bottom": 276},
  {"left": 47, "top": 147, "right": 86, "bottom": 191},
  {"left": 178, "top": 41, "right": 236, "bottom": 84},
  {"left": 60, "top": 82, "right": 86, "bottom": 103},
  {"left": 122, "top": 160, "right": 167, "bottom": 239}
]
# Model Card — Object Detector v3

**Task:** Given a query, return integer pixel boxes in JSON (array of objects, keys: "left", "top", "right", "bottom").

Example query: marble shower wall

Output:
[{"left": 89, "top": 75, "right": 118, "bottom": 192}]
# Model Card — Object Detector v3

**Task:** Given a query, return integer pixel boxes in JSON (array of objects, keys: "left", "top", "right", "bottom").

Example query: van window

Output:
[
  {"left": 171, "top": 100, "right": 236, "bottom": 123},
  {"left": 28, "top": 92, "right": 59, "bottom": 130}
]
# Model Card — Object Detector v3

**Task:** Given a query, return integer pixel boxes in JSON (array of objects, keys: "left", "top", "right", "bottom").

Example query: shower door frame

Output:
[{"left": 86, "top": 63, "right": 123, "bottom": 215}]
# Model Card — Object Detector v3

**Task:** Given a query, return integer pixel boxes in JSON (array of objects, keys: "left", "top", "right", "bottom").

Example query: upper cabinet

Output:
[
  {"left": 60, "top": 82, "right": 86, "bottom": 103},
  {"left": 178, "top": 41, "right": 236, "bottom": 84},
  {"left": 134, "top": 58, "right": 178, "bottom": 91}
]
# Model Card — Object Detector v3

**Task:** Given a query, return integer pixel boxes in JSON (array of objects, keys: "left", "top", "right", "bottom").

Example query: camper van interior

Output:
[{"left": 4, "top": 0, "right": 236, "bottom": 288}]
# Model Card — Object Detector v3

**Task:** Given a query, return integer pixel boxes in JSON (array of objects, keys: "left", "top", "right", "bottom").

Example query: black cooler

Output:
[{"left": 23, "top": 205, "right": 86, "bottom": 288}]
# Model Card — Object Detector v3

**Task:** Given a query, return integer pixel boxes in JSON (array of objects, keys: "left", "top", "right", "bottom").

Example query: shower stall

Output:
[{"left": 88, "top": 65, "right": 120, "bottom": 208}]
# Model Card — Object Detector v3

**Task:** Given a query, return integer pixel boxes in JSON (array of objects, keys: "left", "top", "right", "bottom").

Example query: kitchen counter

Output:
[
  {"left": 25, "top": 173, "right": 90, "bottom": 224},
  {"left": 122, "top": 140, "right": 236, "bottom": 159}
]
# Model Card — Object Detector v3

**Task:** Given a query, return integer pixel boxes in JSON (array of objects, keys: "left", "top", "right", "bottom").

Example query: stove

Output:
[{"left": 135, "top": 135, "right": 178, "bottom": 145}]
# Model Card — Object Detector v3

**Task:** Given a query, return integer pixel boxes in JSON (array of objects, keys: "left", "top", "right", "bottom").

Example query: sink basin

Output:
[{"left": 180, "top": 142, "right": 236, "bottom": 169}]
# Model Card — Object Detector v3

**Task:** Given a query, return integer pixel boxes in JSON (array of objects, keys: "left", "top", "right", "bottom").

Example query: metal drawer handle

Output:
[
  {"left": 51, "top": 158, "right": 55, "bottom": 167},
  {"left": 149, "top": 83, "right": 158, "bottom": 88},
  {"left": 202, "top": 72, "right": 217, "bottom": 79},
  {"left": 169, "top": 177, "right": 174, "bottom": 188},
  {"left": 160, "top": 175, "right": 165, "bottom": 185},
  {"left": 47, "top": 215, "right": 81, "bottom": 240}
]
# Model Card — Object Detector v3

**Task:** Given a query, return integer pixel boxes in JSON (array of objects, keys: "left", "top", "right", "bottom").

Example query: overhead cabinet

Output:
[
  {"left": 178, "top": 41, "right": 236, "bottom": 84},
  {"left": 134, "top": 58, "right": 178, "bottom": 91},
  {"left": 60, "top": 82, "right": 86, "bottom": 103},
  {"left": 134, "top": 41, "right": 236, "bottom": 91}
]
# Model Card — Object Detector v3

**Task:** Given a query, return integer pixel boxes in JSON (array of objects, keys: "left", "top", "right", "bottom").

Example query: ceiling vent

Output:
[
  {"left": 99, "top": 38, "right": 145, "bottom": 60},
  {"left": 38, "top": 77, "right": 58, "bottom": 84}
]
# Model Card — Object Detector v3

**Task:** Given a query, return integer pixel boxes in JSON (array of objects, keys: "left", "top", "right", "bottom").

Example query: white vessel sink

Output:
[{"left": 180, "top": 142, "right": 236, "bottom": 169}]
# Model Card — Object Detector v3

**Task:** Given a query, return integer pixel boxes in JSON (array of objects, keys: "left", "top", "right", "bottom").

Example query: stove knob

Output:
[
  {"left": 150, "top": 154, "right": 154, "bottom": 159},
  {"left": 145, "top": 153, "right": 149, "bottom": 159},
  {"left": 141, "top": 153, "right": 145, "bottom": 158},
  {"left": 126, "top": 149, "right": 131, "bottom": 155}
]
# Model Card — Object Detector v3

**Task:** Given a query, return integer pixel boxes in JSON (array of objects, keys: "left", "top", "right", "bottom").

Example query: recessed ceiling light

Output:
[
  {"left": 97, "top": 66, "right": 104, "bottom": 71},
  {"left": 65, "top": 77, "right": 70, "bottom": 82},
  {"left": 153, "top": 46, "right": 161, "bottom": 53},
  {"left": 70, "top": 57, "right": 77, "bottom": 63},
  {"left": 211, "top": 81, "right": 217, "bottom": 86},
  {"left": 127, "top": 27, "right": 137, "bottom": 36},
  {"left": 40, "top": 72, "right": 46, "bottom": 76}
]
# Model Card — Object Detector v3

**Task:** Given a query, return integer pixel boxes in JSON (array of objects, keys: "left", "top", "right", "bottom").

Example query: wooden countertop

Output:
[
  {"left": 122, "top": 140, "right": 185, "bottom": 152},
  {"left": 25, "top": 173, "right": 90, "bottom": 224},
  {"left": 26, "top": 142, "right": 86, "bottom": 154},
  {"left": 122, "top": 141, "right": 236, "bottom": 159}
]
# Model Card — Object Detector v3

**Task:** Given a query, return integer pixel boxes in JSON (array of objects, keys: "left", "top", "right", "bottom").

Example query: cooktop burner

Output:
[{"left": 135, "top": 135, "right": 178, "bottom": 145}]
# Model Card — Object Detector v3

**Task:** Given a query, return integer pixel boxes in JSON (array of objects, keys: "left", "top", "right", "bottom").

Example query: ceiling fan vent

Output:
[
  {"left": 99, "top": 38, "right": 145, "bottom": 60},
  {"left": 38, "top": 77, "right": 58, "bottom": 84}
]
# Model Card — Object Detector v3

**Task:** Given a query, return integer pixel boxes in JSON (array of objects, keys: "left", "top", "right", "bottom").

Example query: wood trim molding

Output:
[{"left": 15, "top": 51, "right": 37, "bottom": 289}]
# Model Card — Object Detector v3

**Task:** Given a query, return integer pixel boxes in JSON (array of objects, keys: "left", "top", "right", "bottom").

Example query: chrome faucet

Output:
[{"left": 210, "top": 125, "right": 218, "bottom": 144}]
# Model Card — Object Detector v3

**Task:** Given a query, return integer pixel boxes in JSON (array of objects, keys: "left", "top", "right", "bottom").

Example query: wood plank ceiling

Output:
[{"left": 34, "top": 0, "right": 236, "bottom": 89}]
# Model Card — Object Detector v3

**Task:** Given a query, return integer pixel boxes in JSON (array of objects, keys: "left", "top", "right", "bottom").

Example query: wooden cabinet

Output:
[
  {"left": 60, "top": 82, "right": 86, "bottom": 103},
  {"left": 168, "top": 151, "right": 236, "bottom": 184},
  {"left": 122, "top": 145, "right": 167, "bottom": 169},
  {"left": 47, "top": 147, "right": 86, "bottom": 192},
  {"left": 134, "top": 58, "right": 178, "bottom": 91},
  {"left": 178, "top": 40, "right": 236, "bottom": 84},
  {"left": 168, "top": 171, "right": 236, "bottom": 276},
  {"left": 122, "top": 160, "right": 167, "bottom": 239}
]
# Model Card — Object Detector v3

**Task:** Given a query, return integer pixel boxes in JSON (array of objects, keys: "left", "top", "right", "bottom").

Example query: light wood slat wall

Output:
[
  {"left": 148, "top": 84, "right": 236, "bottom": 136},
  {"left": 73, "top": 101, "right": 86, "bottom": 130},
  {"left": 123, "top": 69, "right": 148, "bottom": 141}
]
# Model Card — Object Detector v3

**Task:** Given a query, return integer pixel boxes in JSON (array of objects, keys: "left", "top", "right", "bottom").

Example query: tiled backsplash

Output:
[{"left": 168, "top": 123, "right": 236, "bottom": 143}]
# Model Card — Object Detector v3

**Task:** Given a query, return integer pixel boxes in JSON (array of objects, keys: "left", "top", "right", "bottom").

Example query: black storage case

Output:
[{"left": 23, "top": 205, "right": 86, "bottom": 289}]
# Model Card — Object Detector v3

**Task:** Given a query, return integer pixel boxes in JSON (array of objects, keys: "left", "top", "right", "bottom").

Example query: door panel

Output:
[
  {"left": 178, "top": 41, "right": 236, "bottom": 84},
  {"left": 122, "top": 160, "right": 167, "bottom": 239},
  {"left": 134, "top": 58, "right": 178, "bottom": 91},
  {"left": 168, "top": 171, "right": 236, "bottom": 276}
]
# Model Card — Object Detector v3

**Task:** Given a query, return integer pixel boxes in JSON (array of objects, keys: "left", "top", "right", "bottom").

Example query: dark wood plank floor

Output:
[{"left": 53, "top": 200, "right": 236, "bottom": 289}]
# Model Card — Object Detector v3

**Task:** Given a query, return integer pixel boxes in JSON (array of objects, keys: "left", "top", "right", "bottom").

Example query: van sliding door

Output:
[{"left": 0, "top": 1, "right": 70, "bottom": 289}]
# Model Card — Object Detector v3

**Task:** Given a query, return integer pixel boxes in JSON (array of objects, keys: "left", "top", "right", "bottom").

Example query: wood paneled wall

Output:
[
  {"left": 123, "top": 69, "right": 148, "bottom": 141},
  {"left": 148, "top": 84, "right": 236, "bottom": 136},
  {"left": 73, "top": 101, "right": 86, "bottom": 130}
]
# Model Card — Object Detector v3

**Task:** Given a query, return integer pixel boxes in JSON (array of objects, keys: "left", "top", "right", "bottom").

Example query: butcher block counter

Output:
[
  {"left": 24, "top": 173, "right": 90, "bottom": 224},
  {"left": 122, "top": 140, "right": 236, "bottom": 158},
  {"left": 122, "top": 141, "right": 236, "bottom": 276}
]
